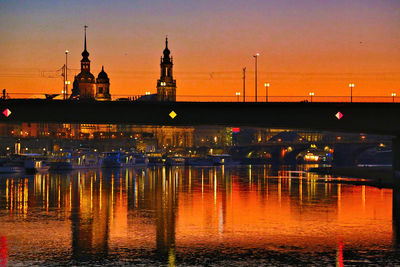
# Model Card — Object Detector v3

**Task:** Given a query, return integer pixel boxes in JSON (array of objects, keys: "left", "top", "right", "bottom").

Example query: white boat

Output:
[{"left": 24, "top": 157, "right": 50, "bottom": 173}]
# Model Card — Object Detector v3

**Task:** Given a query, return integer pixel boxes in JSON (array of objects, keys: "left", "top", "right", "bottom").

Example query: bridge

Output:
[
  {"left": 0, "top": 99, "right": 399, "bottom": 135},
  {"left": 1, "top": 99, "right": 400, "bottom": 173}
]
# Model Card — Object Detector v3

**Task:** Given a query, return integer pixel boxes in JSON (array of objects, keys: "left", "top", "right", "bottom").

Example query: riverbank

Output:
[{"left": 308, "top": 166, "right": 393, "bottom": 188}]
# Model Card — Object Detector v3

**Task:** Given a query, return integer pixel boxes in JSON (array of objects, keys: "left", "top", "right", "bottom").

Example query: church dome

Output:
[
  {"left": 163, "top": 37, "right": 170, "bottom": 58},
  {"left": 163, "top": 47, "right": 170, "bottom": 58},
  {"left": 82, "top": 49, "right": 89, "bottom": 59},
  {"left": 97, "top": 66, "right": 108, "bottom": 79}
]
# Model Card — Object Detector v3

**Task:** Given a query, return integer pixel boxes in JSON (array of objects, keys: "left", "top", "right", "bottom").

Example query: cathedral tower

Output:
[
  {"left": 157, "top": 37, "right": 176, "bottom": 102},
  {"left": 70, "top": 25, "right": 96, "bottom": 99}
]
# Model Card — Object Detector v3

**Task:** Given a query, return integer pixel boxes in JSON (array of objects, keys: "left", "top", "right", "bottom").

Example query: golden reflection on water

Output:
[{"left": 0, "top": 165, "right": 395, "bottom": 264}]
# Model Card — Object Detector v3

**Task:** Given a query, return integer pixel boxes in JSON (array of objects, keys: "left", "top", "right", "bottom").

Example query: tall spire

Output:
[
  {"left": 84, "top": 25, "right": 88, "bottom": 51},
  {"left": 163, "top": 35, "right": 170, "bottom": 60},
  {"left": 81, "top": 25, "right": 89, "bottom": 60}
]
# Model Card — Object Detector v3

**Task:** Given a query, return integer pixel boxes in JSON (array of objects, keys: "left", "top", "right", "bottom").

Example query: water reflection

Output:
[{"left": 0, "top": 165, "right": 397, "bottom": 265}]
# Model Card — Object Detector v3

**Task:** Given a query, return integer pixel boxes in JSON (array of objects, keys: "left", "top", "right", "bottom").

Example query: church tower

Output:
[
  {"left": 70, "top": 25, "right": 96, "bottom": 99},
  {"left": 157, "top": 37, "right": 176, "bottom": 102},
  {"left": 95, "top": 66, "right": 111, "bottom": 100}
]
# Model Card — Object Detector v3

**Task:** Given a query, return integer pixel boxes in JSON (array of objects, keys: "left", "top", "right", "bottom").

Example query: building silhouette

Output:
[
  {"left": 95, "top": 66, "right": 111, "bottom": 100},
  {"left": 70, "top": 26, "right": 111, "bottom": 100},
  {"left": 157, "top": 37, "right": 176, "bottom": 102}
]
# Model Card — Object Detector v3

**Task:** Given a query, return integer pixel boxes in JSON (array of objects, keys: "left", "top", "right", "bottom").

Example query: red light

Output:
[{"left": 232, "top": 127, "right": 240, "bottom": 133}]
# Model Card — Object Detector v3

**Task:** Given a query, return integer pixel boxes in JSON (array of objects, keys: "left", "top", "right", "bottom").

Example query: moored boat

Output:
[
  {"left": 120, "top": 152, "right": 136, "bottom": 167},
  {"left": 0, "top": 159, "right": 25, "bottom": 174},
  {"left": 101, "top": 152, "right": 121, "bottom": 168},
  {"left": 185, "top": 157, "right": 213, "bottom": 166},
  {"left": 49, "top": 151, "right": 73, "bottom": 171},
  {"left": 133, "top": 153, "right": 149, "bottom": 166},
  {"left": 209, "top": 154, "right": 240, "bottom": 166},
  {"left": 166, "top": 156, "right": 185, "bottom": 166}
]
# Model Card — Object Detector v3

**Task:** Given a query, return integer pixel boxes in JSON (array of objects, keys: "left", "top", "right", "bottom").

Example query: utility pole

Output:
[
  {"left": 63, "top": 64, "right": 66, "bottom": 99},
  {"left": 242, "top": 67, "right": 246, "bottom": 102},
  {"left": 65, "top": 50, "right": 69, "bottom": 100},
  {"left": 254, "top": 53, "right": 259, "bottom": 102}
]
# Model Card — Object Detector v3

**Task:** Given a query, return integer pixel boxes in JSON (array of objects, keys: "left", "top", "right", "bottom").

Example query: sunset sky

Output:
[{"left": 0, "top": 0, "right": 399, "bottom": 99}]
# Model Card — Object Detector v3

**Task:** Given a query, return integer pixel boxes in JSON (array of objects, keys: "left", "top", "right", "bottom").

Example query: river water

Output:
[{"left": 0, "top": 165, "right": 398, "bottom": 266}]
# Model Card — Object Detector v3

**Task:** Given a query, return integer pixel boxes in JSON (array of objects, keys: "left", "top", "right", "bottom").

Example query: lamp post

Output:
[
  {"left": 349, "top": 83, "right": 355, "bottom": 103},
  {"left": 65, "top": 80, "right": 70, "bottom": 96},
  {"left": 65, "top": 50, "right": 69, "bottom": 100},
  {"left": 264, "top": 83, "right": 270, "bottom": 102},
  {"left": 242, "top": 67, "right": 246, "bottom": 102},
  {"left": 236, "top": 92, "right": 241, "bottom": 102},
  {"left": 309, "top": 92, "right": 314, "bottom": 102},
  {"left": 392, "top": 92, "right": 397, "bottom": 103},
  {"left": 253, "top": 53, "right": 259, "bottom": 102}
]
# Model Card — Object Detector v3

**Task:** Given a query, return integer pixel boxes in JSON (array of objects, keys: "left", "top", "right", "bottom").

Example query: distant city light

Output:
[
  {"left": 349, "top": 83, "right": 355, "bottom": 102},
  {"left": 309, "top": 92, "right": 314, "bottom": 102},
  {"left": 145, "top": 91, "right": 151, "bottom": 95}
]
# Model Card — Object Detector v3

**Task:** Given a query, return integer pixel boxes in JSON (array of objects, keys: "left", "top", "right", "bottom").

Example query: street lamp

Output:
[
  {"left": 349, "top": 83, "right": 355, "bottom": 103},
  {"left": 264, "top": 83, "right": 270, "bottom": 102},
  {"left": 253, "top": 53, "right": 259, "bottom": 102},
  {"left": 392, "top": 92, "right": 397, "bottom": 103},
  {"left": 235, "top": 92, "right": 241, "bottom": 102},
  {"left": 65, "top": 50, "right": 69, "bottom": 100},
  {"left": 309, "top": 92, "right": 314, "bottom": 102}
]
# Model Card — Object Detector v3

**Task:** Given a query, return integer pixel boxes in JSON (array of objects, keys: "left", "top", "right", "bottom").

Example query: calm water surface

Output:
[{"left": 0, "top": 165, "right": 399, "bottom": 266}]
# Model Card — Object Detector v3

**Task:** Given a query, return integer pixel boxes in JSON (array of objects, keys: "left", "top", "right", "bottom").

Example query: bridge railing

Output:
[{"left": 1, "top": 93, "right": 399, "bottom": 103}]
